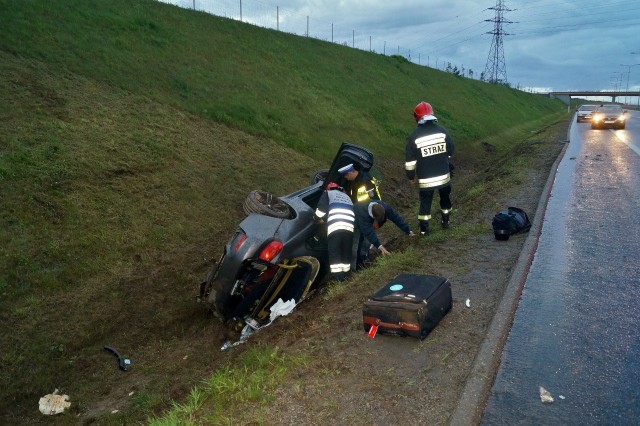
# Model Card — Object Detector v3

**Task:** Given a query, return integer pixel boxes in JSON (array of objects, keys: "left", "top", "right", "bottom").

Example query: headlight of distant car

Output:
[
  {"left": 617, "top": 115, "right": 625, "bottom": 122},
  {"left": 592, "top": 113, "right": 603, "bottom": 122}
]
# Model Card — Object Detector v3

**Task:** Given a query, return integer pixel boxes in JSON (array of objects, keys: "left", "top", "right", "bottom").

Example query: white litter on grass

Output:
[
  {"left": 128, "top": 391, "right": 135, "bottom": 396},
  {"left": 221, "top": 324, "right": 253, "bottom": 351},
  {"left": 539, "top": 386, "right": 554, "bottom": 403},
  {"left": 559, "top": 395, "right": 566, "bottom": 400},
  {"left": 221, "top": 298, "right": 297, "bottom": 351},
  {"left": 465, "top": 298, "right": 471, "bottom": 308},
  {"left": 111, "top": 410, "right": 119, "bottom": 414},
  {"left": 269, "top": 298, "right": 296, "bottom": 322},
  {"left": 38, "top": 389, "right": 71, "bottom": 415}
]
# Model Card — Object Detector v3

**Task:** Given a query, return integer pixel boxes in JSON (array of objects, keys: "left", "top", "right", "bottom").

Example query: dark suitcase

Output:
[{"left": 363, "top": 274, "right": 452, "bottom": 339}]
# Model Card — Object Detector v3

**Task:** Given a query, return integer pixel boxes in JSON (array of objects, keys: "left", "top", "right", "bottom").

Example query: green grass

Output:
[
  {"left": 0, "top": 0, "right": 566, "bottom": 423},
  {"left": 0, "top": 0, "right": 563, "bottom": 161},
  {"left": 148, "top": 345, "right": 305, "bottom": 425}
]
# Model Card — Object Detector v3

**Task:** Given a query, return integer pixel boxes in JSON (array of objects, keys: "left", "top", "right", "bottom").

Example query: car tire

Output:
[
  {"left": 310, "top": 168, "right": 329, "bottom": 185},
  {"left": 243, "top": 190, "right": 291, "bottom": 219}
]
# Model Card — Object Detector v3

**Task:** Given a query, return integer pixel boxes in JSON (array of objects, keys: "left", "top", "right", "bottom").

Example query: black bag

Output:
[
  {"left": 492, "top": 206, "right": 531, "bottom": 241},
  {"left": 363, "top": 274, "right": 452, "bottom": 340}
]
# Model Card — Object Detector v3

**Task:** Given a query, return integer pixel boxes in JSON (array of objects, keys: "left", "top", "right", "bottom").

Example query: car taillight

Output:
[
  {"left": 258, "top": 241, "right": 283, "bottom": 262},
  {"left": 232, "top": 232, "right": 247, "bottom": 253}
]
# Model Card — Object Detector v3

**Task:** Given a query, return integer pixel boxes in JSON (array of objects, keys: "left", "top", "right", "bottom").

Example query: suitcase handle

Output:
[{"left": 363, "top": 316, "right": 420, "bottom": 331}]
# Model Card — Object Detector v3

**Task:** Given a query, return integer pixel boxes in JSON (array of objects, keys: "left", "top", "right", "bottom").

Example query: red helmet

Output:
[
  {"left": 326, "top": 182, "right": 341, "bottom": 191},
  {"left": 413, "top": 101, "right": 434, "bottom": 122}
]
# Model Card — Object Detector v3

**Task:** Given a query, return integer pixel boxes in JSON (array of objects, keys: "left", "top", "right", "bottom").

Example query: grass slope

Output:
[
  {"left": 0, "top": 0, "right": 565, "bottom": 423},
  {"left": 0, "top": 0, "right": 562, "bottom": 160}
]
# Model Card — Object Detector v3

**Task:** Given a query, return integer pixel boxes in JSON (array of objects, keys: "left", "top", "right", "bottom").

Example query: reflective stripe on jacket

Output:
[
  {"left": 405, "top": 122, "right": 455, "bottom": 189},
  {"left": 314, "top": 189, "right": 355, "bottom": 235},
  {"left": 347, "top": 172, "right": 381, "bottom": 204}
]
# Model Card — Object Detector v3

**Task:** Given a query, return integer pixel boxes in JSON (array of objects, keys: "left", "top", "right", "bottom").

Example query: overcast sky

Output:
[{"left": 163, "top": 0, "right": 640, "bottom": 94}]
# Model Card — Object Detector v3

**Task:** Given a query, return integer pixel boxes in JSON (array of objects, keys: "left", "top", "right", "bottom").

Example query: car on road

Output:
[
  {"left": 576, "top": 104, "right": 597, "bottom": 122},
  {"left": 591, "top": 105, "right": 627, "bottom": 130},
  {"left": 198, "top": 142, "right": 374, "bottom": 328}
]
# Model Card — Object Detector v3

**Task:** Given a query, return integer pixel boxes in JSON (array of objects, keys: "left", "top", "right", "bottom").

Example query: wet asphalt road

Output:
[{"left": 482, "top": 110, "right": 640, "bottom": 425}]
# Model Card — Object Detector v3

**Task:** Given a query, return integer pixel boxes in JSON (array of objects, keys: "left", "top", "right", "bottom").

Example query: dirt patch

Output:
[{"left": 253, "top": 236, "right": 525, "bottom": 425}]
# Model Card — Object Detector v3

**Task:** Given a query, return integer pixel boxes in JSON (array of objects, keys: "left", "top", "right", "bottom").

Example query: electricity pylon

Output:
[{"left": 483, "top": 0, "right": 512, "bottom": 84}]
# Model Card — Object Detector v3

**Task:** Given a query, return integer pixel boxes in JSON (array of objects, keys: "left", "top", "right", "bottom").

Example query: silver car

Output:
[{"left": 576, "top": 104, "right": 597, "bottom": 123}]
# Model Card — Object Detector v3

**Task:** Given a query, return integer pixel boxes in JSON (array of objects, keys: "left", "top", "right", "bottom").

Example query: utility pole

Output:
[
  {"left": 610, "top": 77, "right": 620, "bottom": 91},
  {"left": 620, "top": 63, "right": 640, "bottom": 105},
  {"left": 483, "top": 0, "right": 513, "bottom": 84},
  {"left": 612, "top": 71, "right": 623, "bottom": 92}
]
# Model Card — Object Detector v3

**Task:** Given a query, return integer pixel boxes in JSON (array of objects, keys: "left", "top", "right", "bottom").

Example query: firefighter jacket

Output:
[
  {"left": 314, "top": 189, "right": 355, "bottom": 235},
  {"left": 345, "top": 171, "right": 381, "bottom": 204},
  {"left": 355, "top": 201, "right": 411, "bottom": 250},
  {"left": 405, "top": 121, "right": 455, "bottom": 189}
]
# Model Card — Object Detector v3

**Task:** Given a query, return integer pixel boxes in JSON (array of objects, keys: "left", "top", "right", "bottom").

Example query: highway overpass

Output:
[{"left": 548, "top": 91, "right": 640, "bottom": 106}]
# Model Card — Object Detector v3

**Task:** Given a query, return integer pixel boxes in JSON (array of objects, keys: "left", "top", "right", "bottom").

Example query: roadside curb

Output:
[{"left": 448, "top": 124, "right": 572, "bottom": 426}]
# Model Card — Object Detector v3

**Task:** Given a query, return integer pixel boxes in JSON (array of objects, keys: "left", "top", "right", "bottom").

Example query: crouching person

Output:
[
  {"left": 314, "top": 182, "right": 355, "bottom": 281},
  {"left": 356, "top": 200, "right": 415, "bottom": 263}
]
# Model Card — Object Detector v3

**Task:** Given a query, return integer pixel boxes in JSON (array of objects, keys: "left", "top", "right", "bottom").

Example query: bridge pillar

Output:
[{"left": 550, "top": 93, "right": 571, "bottom": 105}]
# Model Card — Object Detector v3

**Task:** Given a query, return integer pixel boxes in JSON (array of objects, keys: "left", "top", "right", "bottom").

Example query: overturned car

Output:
[{"left": 198, "top": 143, "right": 374, "bottom": 329}]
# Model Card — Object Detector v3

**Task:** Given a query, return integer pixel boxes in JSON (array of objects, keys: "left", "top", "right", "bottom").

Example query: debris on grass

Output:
[
  {"left": 539, "top": 386, "right": 554, "bottom": 403},
  {"left": 38, "top": 389, "right": 71, "bottom": 415}
]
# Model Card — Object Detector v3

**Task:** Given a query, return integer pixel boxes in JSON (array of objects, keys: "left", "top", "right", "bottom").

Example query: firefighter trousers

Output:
[
  {"left": 418, "top": 184, "right": 452, "bottom": 219},
  {"left": 327, "top": 229, "right": 354, "bottom": 281}
]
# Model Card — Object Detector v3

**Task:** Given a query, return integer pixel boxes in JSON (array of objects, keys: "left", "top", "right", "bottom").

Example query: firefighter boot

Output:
[
  {"left": 419, "top": 220, "right": 430, "bottom": 236},
  {"left": 441, "top": 212, "right": 450, "bottom": 229}
]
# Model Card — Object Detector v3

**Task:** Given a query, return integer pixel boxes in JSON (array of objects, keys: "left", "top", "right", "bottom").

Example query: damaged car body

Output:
[{"left": 198, "top": 143, "right": 374, "bottom": 329}]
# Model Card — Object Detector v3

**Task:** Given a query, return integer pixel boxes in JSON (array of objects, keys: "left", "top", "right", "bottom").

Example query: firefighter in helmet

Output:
[
  {"left": 405, "top": 101, "right": 455, "bottom": 236},
  {"left": 314, "top": 182, "right": 355, "bottom": 281}
]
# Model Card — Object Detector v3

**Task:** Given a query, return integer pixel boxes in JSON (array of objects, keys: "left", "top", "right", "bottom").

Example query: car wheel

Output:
[
  {"left": 243, "top": 190, "right": 291, "bottom": 219},
  {"left": 310, "top": 168, "right": 329, "bottom": 185}
]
